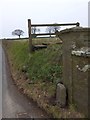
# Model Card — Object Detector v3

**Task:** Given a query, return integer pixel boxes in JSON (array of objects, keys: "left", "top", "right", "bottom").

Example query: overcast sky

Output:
[{"left": 0, "top": 0, "right": 89, "bottom": 38}]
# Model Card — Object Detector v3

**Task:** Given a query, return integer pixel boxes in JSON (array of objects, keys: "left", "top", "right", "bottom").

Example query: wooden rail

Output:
[
  {"left": 31, "top": 22, "right": 80, "bottom": 27},
  {"left": 28, "top": 19, "right": 80, "bottom": 53},
  {"left": 32, "top": 33, "right": 55, "bottom": 36}
]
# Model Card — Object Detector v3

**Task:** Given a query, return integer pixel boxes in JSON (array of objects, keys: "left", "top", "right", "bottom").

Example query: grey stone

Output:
[{"left": 56, "top": 83, "right": 66, "bottom": 108}]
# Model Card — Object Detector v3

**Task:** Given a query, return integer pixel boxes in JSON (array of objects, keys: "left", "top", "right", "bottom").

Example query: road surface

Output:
[
  {"left": 1, "top": 40, "right": 50, "bottom": 119},
  {"left": 0, "top": 40, "right": 2, "bottom": 119}
]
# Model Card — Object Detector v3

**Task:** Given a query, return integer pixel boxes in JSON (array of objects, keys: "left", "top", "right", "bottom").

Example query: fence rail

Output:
[
  {"left": 32, "top": 33, "right": 56, "bottom": 36},
  {"left": 28, "top": 19, "right": 80, "bottom": 53},
  {"left": 31, "top": 22, "right": 80, "bottom": 27}
]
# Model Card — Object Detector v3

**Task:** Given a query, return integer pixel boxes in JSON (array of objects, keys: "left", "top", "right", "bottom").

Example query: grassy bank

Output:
[{"left": 3, "top": 38, "right": 83, "bottom": 118}]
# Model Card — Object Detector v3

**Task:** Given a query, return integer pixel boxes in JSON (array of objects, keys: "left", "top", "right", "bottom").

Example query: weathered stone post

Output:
[
  {"left": 57, "top": 27, "right": 82, "bottom": 104},
  {"left": 56, "top": 83, "right": 66, "bottom": 107}
]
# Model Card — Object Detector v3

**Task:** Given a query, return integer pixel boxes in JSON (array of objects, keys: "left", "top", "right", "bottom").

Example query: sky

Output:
[{"left": 0, "top": 0, "right": 89, "bottom": 38}]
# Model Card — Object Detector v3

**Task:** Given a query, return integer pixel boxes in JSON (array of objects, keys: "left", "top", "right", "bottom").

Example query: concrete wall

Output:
[{"left": 57, "top": 27, "right": 90, "bottom": 116}]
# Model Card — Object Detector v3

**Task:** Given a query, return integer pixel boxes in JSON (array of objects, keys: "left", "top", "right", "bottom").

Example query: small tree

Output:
[
  {"left": 46, "top": 23, "right": 60, "bottom": 37},
  {"left": 12, "top": 29, "right": 24, "bottom": 38},
  {"left": 31, "top": 27, "right": 40, "bottom": 34},
  {"left": 46, "top": 26, "right": 52, "bottom": 37},
  {"left": 31, "top": 27, "right": 40, "bottom": 38},
  {"left": 51, "top": 23, "right": 60, "bottom": 33}
]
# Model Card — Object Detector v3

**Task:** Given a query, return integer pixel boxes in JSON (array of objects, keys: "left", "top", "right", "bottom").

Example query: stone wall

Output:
[
  {"left": 72, "top": 55, "right": 89, "bottom": 116},
  {"left": 57, "top": 27, "right": 90, "bottom": 116}
]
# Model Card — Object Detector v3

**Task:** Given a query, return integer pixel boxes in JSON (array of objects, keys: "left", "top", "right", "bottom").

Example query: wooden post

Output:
[{"left": 28, "top": 19, "right": 32, "bottom": 53}]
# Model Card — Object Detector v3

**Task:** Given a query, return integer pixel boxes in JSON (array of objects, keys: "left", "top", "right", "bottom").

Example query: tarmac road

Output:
[
  {"left": 1, "top": 40, "right": 50, "bottom": 119},
  {"left": 0, "top": 40, "right": 2, "bottom": 119}
]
